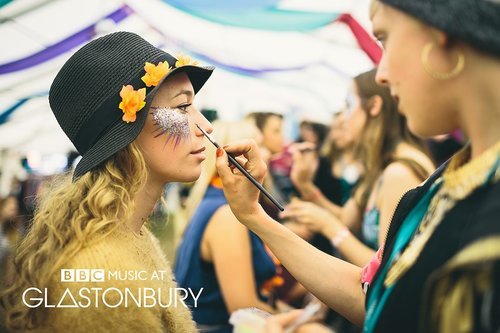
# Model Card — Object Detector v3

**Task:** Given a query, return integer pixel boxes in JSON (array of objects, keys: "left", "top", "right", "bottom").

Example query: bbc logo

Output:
[{"left": 61, "top": 269, "right": 105, "bottom": 282}]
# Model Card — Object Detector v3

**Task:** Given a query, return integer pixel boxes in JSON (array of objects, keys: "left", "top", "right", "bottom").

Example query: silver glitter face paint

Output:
[{"left": 151, "top": 107, "right": 190, "bottom": 147}]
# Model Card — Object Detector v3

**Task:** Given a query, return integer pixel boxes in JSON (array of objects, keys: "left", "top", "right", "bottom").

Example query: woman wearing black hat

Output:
[
  {"left": 214, "top": 1, "right": 500, "bottom": 332},
  {"left": 2, "top": 32, "right": 214, "bottom": 332}
]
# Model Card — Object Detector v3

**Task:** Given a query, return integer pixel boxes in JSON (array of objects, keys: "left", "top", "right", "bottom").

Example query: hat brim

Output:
[{"left": 73, "top": 65, "right": 214, "bottom": 181}]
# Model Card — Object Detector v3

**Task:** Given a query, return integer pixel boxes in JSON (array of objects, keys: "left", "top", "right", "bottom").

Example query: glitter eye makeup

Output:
[{"left": 151, "top": 107, "right": 190, "bottom": 148}]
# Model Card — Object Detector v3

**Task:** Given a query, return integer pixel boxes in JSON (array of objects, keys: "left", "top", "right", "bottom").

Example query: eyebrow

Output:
[{"left": 173, "top": 90, "right": 194, "bottom": 98}]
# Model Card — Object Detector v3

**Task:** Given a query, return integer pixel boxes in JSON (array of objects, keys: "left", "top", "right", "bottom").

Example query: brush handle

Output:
[{"left": 226, "top": 153, "right": 284, "bottom": 212}]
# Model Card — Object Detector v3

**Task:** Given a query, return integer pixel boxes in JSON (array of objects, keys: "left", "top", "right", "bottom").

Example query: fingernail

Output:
[
  {"left": 222, "top": 145, "right": 229, "bottom": 149},
  {"left": 216, "top": 148, "right": 223, "bottom": 157}
]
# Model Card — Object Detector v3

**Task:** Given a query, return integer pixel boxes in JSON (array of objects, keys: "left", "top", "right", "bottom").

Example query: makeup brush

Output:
[{"left": 196, "top": 124, "right": 284, "bottom": 211}]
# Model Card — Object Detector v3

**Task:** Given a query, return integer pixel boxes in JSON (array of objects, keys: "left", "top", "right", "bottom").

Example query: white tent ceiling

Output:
[{"left": 0, "top": 0, "right": 374, "bottom": 155}]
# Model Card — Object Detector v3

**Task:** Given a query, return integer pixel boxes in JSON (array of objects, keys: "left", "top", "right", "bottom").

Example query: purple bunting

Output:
[{"left": 0, "top": 5, "right": 131, "bottom": 75}]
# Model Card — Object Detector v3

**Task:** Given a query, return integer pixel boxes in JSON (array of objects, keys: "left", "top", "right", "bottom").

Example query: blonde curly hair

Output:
[{"left": 1, "top": 142, "right": 147, "bottom": 331}]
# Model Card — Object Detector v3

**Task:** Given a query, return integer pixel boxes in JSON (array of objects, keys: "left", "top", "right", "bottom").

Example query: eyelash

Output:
[
  {"left": 375, "top": 35, "right": 386, "bottom": 47},
  {"left": 177, "top": 104, "right": 191, "bottom": 112}
]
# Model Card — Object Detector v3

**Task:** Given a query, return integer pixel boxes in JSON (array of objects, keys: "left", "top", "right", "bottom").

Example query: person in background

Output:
[
  {"left": 279, "top": 113, "right": 361, "bottom": 307},
  {"left": 316, "top": 112, "right": 362, "bottom": 209},
  {"left": 297, "top": 120, "right": 329, "bottom": 148},
  {"left": 246, "top": 111, "right": 292, "bottom": 204},
  {"left": 246, "top": 112, "right": 285, "bottom": 158},
  {"left": 284, "top": 69, "right": 435, "bottom": 267},
  {"left": 0, "top": 195, "right": 23, "bottom": 289},
  {"left": 301, "top": 112, "right": 363, "bottom": 333}
]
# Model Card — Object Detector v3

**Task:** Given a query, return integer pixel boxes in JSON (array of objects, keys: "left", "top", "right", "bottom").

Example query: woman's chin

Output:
[
  {"left": 408, "top": 120, "right": 455, "bottom": 139},
  {"left": 157, "top": 168, "right": 201, "bottom": 184},
  {"left": 176, "top": 171, "right": 202, "bottom": 183},
  {"left": 184, "top": 173, "right": 201, "bottom": 183}
]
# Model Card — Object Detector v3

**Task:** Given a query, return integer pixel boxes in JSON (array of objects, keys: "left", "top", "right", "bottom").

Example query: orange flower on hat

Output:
[
  {"left": 175, "top": 54, "right": 199, "bottom": 67},
  {"left": 141, "top": 61, "right": 171, "bottom": 87},
  {"left": 119, "top": 85, "right": 146, "bottom": 123}
]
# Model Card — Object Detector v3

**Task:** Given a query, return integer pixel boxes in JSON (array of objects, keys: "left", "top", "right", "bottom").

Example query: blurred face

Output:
[
  {"left": 343, "top": 82, "right": 367, "bottom": 141},
  {"left": 371, "top": 3, "right": 459, "bottom": 136},
  {"left": 329, "top": 114, "right": 353, "bottom": 149},
  {"left": 299, "top": 122, "right": 319, "bottom": 145},
  {"left": 262, "top": 115, "right": 284, "bottom": 154},
  {"left": 1, "top": 197, "right": 18, "bottom": 220},
  {"left": 252, "top": 127, "right": 270, "bottom": 162},
  {"left": 136, "top": 72, "right": 213, "bottom": 183}
]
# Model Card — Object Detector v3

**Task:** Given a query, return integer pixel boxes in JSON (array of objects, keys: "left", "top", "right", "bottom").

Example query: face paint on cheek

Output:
[{"left": 151, "top": 107, "right": 190, "bottom": 148}]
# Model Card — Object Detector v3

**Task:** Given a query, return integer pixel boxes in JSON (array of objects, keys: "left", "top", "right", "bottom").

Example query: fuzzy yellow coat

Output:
[{"left": 31, "top": 225, "right": 196, "bottom": 333}]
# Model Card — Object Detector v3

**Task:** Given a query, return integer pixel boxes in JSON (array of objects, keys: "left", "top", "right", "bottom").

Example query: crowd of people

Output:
[{"left": 0, "top": 0, "right": 499, "bottom": 332}]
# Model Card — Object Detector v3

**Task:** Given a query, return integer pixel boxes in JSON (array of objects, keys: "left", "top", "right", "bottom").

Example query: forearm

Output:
[
  {"left": 214, "top": 143, "right": 364, "bottom": 324},
  {"left": 322, "top": 226, "right": 375, "bottom": 267},
  {"left": 339, "top": 238, "right": 376, "bottom": 268},
  {"left": 248, "top": 209, "right": 366, "bottom": 326},
  {"left": 296, "top": 182, "right": 342, "bottom": 217}
]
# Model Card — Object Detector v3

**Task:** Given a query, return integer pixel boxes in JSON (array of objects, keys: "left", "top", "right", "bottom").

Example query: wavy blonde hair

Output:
[{"left": 1, "top": 142, "right": 147, "bottom": 331}]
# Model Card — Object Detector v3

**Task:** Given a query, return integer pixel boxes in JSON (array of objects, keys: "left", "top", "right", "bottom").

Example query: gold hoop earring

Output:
[{"left": 421, "top": 42, "right": 465, "bottom": 80}]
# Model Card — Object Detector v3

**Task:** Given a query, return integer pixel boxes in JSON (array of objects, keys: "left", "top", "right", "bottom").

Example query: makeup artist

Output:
[{"left": 215, "top": 0, "right": 500, "bottom": 332}]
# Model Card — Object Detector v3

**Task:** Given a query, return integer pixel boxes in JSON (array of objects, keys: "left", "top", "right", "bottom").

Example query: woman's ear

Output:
[
  {"left": 369, "top": 95, "right": 383, "bottom": 117},
  {"left": 430, "top": 27, "right": 449, "bottom": 48}
]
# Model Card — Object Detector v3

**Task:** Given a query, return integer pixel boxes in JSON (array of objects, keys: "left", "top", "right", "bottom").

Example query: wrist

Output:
[
  {"left": 238, "top": 204, "right": 268, "bottom": 227},
  {"left": 321, "top": 223, "right": 336, "bottom": 238},
  {"left": 299, "top": 183, "right": 321, "bottom": 201}
]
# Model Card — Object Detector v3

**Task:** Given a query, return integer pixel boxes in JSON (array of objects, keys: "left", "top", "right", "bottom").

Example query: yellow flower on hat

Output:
[
  {"left": 175, "top": 54, "right": 199, "bottom": 67},
  {"left": 119, "top": 85, "right": 146, "bottom": 123},
  {"left": 141, "top": 61, "right": 171, "bottom": 87}
]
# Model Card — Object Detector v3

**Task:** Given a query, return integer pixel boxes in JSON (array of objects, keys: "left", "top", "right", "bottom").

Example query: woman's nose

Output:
[
  {"left": 195, "top": 111, "right": 213, "bottom": 135},
  {"left": 375, "top": 56, "right": 389, "bottom": 86}
]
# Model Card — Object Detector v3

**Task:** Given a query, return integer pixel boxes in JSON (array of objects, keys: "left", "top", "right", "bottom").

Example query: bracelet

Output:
[{"left": 330, "top": 228, "right": 351, "bottom": 247}]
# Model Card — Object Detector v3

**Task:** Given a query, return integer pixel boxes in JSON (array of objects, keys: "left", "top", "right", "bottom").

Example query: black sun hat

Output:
[
  {"left": 379, "top": 0, "right": 500, "bottom": 57},
  {"left": 49, "top": 31, "right": 214, "bottom": 181}
]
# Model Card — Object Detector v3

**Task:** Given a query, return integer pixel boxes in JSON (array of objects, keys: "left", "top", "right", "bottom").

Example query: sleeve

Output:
[{"left": 420, "top": 237, "right": 500, "bottom": 333}]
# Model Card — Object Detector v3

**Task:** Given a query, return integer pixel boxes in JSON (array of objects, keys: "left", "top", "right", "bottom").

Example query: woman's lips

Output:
[
  {"left": 190, "top": 146, "right": 206, "bottom": 154},
  {"left": 190, "top": 146, "right": 206, "bottom": 161}
]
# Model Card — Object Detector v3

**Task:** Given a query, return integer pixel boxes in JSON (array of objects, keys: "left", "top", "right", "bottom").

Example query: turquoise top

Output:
[
  {"left": 339, "top": 178, "right": 355, "bottom": 205},
  {"left": 362, "top": 207, "right": 381, "bottom": 249},
  {"left": 362, "top": 177, "right": 384, "bottom": 249}
]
